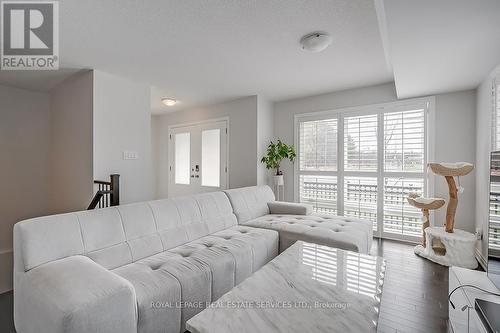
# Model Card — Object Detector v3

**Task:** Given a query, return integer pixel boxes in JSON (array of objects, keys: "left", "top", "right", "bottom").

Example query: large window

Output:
[
  {"left": 492, "top": 83, "right": 500, "bottom": 150},
  {"left": 296, "top": 100, "right": 430, "bottom": 241}
]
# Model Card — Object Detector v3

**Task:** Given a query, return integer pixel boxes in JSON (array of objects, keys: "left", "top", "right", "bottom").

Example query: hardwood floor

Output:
[
  {"left": 372, "top": 238, "right": 449, "bottom": 333},
  {"left": 0, "top": 239, "right": 450, "bottom": 333},
  {"left": 0, "top": 289, "right": 14, "bottom": 333}
]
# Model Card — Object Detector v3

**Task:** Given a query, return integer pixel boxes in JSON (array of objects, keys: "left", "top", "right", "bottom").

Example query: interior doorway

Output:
[{"left": 168, "top": 119, "right": 228, "bottom": 197}]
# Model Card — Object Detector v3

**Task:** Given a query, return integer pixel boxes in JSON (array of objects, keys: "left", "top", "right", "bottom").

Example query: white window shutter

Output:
[
  {"left": 299, "top": 119, "right": 337, "bottom": 171},
  {"left": 344, "top": 114, "right": 378, "bottom": 171},
  {"left": 493, "top": 82, "right": 500, "bottom": 150},
  {"left": 384, "top": 109, "right": 425, "bottom": 172}
]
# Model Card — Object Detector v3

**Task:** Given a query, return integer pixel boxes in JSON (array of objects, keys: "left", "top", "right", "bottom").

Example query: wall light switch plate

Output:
[
  {"left": 475, "top": 228, "right": 483, "bottom": 240},
  {"left": 123, "top": 151, "right": 139, "bottom": 160}
]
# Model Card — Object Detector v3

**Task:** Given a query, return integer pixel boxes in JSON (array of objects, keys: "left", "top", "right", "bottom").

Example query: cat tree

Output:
[{"left": 410, "top": 162, "right": 477, "bottom": 269}]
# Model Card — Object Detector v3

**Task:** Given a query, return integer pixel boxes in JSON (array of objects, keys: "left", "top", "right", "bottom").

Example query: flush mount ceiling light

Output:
[
  {"left": 300, "top": 32, "right": 332, "bottom": 52},
  {"left": 161, "top": 98, "right": 177, "bottom": 106}
]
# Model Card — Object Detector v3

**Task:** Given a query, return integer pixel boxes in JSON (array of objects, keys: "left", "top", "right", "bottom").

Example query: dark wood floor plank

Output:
[
  {"left": 0, "top": 291, "right": 15, "bottom": 333},
  {"left": 373, "top": 238, "right": 449, "bottom": 333}
]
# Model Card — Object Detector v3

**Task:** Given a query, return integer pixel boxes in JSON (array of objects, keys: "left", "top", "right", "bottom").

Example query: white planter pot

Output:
[{"left": 272, "top": 175, "right": 284, "bottom": 186}]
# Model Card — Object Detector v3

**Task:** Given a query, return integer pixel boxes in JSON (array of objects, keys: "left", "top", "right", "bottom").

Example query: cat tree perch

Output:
[
  {"left": 409, "top": 162, "right": 477, "bottom": 269},
  {"left": 406, "top": 195, "right": 445, "bottom": 247}
]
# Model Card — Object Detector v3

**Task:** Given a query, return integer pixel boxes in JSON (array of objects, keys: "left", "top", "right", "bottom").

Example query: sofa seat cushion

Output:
[
  {"left": 242, "top": 214, "right": 373, "bottom": 254},
  {"left": 209, "top": 226, "right": 279, "bottom": 269},
  {"left": 114, "top": 250, "right": 213, "bottom": 333},
  {"left": 113, "top": 258, "right": 182, "bottom": 333},
  {"left": 175, "top": 225, "right": 279, "bottom": 285},
  {"left": 113, "top": 226, "right": 279, "bottom": 333}
]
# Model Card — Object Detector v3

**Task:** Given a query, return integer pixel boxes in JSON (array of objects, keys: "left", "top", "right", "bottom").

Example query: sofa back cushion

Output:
[
  {"left": 224, "top": 185, "right": 275, "bottom": 223},
  {"left": 77, "top": 208, "right": 132, "bottom": 270},
  {"left": 15, "top": 191, "right": 237, "bottom": 272},
  {"left": 15, "top": 213, "right": 85, "bottom": 272},
  {"left": 149, "top": 191, "right": 237, "bottom": 250}
]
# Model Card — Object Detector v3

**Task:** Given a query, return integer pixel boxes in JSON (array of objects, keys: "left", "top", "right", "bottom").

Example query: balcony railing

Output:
[{"left": 300, "top": 180, "right": 422, "bottom": 236}]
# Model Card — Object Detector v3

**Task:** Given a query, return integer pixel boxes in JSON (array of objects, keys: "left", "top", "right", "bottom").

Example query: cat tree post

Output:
[
  {"left": 428, "top": 163, "right": 474, "bottom": 233},
  {"left": 444, "top": 176, "right": 458, "bottom": 233}
]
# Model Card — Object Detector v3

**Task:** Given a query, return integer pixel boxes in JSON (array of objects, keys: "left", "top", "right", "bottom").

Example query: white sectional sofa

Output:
[
  {"left": 224, "top": 186, "right": 373, "bottom": 253},
  {"left": 13, "top": 185, "right": 372, "bottom": 333}
]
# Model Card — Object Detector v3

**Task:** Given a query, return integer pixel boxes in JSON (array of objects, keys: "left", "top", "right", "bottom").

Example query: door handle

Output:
[{"left": 195, "top": 175, "right": 199, "bottom": 178}]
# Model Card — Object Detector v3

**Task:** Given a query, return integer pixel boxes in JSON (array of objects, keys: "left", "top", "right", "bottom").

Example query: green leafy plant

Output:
[{"left": 260, "top": 140, "right": 296, "bottom": 176}]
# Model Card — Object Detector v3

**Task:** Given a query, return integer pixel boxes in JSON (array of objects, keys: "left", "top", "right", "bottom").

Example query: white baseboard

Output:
[
  {"left": 0, "top": 249, "right": 13, "bottom": 293},
  {"left": 475, "top": 247, "right": 487, "bottom": 271}
]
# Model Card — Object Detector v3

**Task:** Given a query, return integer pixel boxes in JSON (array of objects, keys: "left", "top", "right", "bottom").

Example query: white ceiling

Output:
[
  {"left": 1, "top": 1, "right": 499, "bottom": 111},
  {"left": 0, "top": 0, "right": 392, "bottom": 113},
  {"left": 380, "top": 0, "right": 500, "bottom": 99}
]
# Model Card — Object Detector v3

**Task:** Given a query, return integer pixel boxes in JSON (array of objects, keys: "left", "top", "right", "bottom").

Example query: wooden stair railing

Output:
[{"left": 87, "top": 174, "right": 120, "bottom": 210}]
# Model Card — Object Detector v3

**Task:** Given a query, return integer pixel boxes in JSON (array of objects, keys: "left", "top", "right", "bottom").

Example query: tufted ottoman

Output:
[{"left": 224, "top": 186, "right": 373, "bottom": 254}]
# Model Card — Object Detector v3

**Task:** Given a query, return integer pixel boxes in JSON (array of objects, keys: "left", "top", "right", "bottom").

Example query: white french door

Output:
[{"left": 169, "top": 120, "right": 228, "bottom": 197}]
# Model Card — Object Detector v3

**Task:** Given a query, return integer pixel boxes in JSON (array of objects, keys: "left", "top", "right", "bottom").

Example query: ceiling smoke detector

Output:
[
  {"left": 161, "top": 98, "right": 177, "bottom": 106},
  {"left": 300, "top": 32, "right": 332, "bottom": 52}
]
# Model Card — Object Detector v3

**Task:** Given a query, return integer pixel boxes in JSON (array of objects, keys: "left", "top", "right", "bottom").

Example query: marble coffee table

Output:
[{"left": 186, "top": 241, "right": 385, "bottom": 333}]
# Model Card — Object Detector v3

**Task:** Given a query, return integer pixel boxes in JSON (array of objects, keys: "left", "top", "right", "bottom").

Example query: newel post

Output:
[{"left": 110, "top": 174, "right": 120, "bottom": 206}]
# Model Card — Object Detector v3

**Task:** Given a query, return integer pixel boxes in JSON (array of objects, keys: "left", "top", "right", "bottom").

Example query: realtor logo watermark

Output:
[{"left": 1, "top": 1, "right": 58, "bottom": 70}]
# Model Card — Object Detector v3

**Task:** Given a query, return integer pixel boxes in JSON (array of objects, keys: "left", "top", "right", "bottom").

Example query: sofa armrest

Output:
[
  {"left": 14, "top": 255, "right": 137, "bottom": 333},
  {"left": 267, "top": 201, "right": 313, "bottom": 216}
]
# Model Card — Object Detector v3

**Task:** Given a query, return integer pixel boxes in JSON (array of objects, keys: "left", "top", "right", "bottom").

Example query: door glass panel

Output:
[
  {"left": 202, "top": 129, "right": 220, "bottom": 187},
  {"left": 175, "top": 132, "right": 190, "bottom": 184}
]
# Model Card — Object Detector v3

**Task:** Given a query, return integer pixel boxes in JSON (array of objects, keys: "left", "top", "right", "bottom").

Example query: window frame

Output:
[
  {"left": 489, "top": 80, "right": 500, "bottom": 256},
  {"left": 492, "top": 80, "right": 500, "bottom": 151},
  {"left": 294, "top": 97, "right": 436, "bottom": 243}
]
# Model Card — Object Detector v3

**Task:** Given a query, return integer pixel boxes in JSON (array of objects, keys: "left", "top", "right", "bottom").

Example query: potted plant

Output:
[{"left": 260, "top": 140, "right": 296, "bottom": 185}]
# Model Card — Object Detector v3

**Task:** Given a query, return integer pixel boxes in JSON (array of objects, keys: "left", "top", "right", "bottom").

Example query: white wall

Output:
[
  {"left": 0, "top": 71, "right": 153, "bottom": 292},
  {"left": 274, "top": 82, "right": 477, "bottom": 232},
  {"left": 475, "top": 64, "right": 500, "bottom": 260},
  {"left": 93, "top": 70, "right": 154, "bottom": 204},
  {"left": 257, "top": 96, "right": 274, "bottom": 186},
  {"left": 49, "top": 71, "right": 94, "bottom": 213},
  {"left": 0, "top": 85, "right": 51, "bottom": 293},
  {"left": 152, "top": 96, "right": 258, "bottom": 198},
  {"left": 433, "top": 90, "right": 476, "bottom": 232}
]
